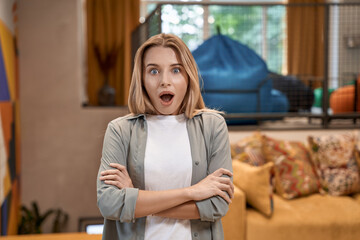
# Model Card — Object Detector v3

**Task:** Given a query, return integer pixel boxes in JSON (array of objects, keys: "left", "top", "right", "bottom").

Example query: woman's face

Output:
[{"left": 143, "top": 46, "right": 189, "bottom": 115}]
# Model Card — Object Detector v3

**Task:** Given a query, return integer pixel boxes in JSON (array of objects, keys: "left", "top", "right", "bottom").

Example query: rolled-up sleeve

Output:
[
  {"left": 196, "top": 115, "right": 233, "bottom": 222},
  {"left": 97, "top": 122, "right": 138, "bottom": 223}
]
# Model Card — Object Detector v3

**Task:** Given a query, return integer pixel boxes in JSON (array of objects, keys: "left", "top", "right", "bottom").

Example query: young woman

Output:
[{"left": 97, "top": 33, "right": 234, "bottom": 240}]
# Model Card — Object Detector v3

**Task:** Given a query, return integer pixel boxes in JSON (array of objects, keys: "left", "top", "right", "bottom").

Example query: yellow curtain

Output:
[
  {"left": 86, "top": 0, "right": 140, "bottom": 106},
  {"left": 286, "top": 0, "right": 325, "bottom": 87}
]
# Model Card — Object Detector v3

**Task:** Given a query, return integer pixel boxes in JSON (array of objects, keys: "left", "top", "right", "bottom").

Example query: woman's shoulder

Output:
[
  {"left": 198, "top": 110, "right": 226, "bottom": 125},
  {"left": 194, "top": 111, "right": 229, "bottom": 144},
  {"left": 108, "top": 114, "right": 144, "bottom": 130}
]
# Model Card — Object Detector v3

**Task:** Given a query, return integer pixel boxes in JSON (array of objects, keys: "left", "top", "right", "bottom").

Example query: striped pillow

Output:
[{"left": 262, "top": 136, "right": 320, "bottom": 199}]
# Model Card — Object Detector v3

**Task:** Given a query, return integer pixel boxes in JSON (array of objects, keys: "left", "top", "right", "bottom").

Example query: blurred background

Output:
[{"left": 0, "top": 0, "right": 359, "bottom": 236}]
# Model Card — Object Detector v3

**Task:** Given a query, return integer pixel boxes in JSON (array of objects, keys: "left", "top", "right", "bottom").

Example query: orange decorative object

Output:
[{"left": 330, "top": 76, "right": 360, "bottom": 114}]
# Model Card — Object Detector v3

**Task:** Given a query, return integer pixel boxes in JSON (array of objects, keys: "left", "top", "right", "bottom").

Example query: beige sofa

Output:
[
  {"left": 222, "top": 187, "right": 360, "bottom": 240},
  {"left": 222, "top": 131, "right": 360, "bottom": 240}
]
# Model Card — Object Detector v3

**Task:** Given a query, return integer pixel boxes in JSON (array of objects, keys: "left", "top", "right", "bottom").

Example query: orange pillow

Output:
[
  {"left": 330, "top": 81, "right": 360, "bottom": 114},
  {"left": 232, "top": 160, "right": 274, "bottom": 217}
]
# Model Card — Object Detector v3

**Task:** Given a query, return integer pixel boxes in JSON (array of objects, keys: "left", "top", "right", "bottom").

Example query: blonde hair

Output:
[{"left": 128, "top": 33, "right": 216, "bottom": 119}]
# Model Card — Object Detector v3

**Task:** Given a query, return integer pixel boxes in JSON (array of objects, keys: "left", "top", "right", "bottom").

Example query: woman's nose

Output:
[{"left": 160, "top": 72, "right": 171, "bottom": 87}]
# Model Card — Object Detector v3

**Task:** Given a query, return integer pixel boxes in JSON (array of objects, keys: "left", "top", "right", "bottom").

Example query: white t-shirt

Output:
[{"left": 144, "top": 114, "right": 192, "bottom": 240}]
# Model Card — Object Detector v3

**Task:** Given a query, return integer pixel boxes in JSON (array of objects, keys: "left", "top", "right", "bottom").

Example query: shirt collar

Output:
[{"left": 127, "top": 111, "right": 204, "bottom": 120}]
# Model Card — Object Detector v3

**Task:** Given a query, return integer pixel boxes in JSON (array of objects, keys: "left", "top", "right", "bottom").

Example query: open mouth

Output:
[{"left": 159, "top": 91, "right": 175, "bottom": 105}]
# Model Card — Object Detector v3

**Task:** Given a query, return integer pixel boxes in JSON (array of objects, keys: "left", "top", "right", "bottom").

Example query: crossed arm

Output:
[{"left": 99, "top": 163, "right": 234, "bottom": 219}]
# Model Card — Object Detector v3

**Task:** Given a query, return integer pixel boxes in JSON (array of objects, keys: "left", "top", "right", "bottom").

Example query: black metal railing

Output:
[{"left": 132, "top": 1, "right": 360, "bottom": 129}]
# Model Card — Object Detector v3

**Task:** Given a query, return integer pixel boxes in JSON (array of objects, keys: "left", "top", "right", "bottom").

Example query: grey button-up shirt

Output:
[{"left": 97, "top": 112, "right": 233, "bottom": 240}]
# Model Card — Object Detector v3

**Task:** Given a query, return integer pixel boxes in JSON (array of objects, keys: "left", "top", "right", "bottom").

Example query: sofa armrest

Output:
[{"left": 222, "top": 185, "right": 246, "bottom": 240}]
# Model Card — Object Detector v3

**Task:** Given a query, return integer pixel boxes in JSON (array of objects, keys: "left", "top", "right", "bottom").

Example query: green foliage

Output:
[
  {"left": 52, "top": 208, "right": 69, "bottom": 233},
  {"left": 210, "top": 5, "right": 263, "bottom": 51},
  {"left": 18, "top": 201, "right": 69, "bottom": 235}
]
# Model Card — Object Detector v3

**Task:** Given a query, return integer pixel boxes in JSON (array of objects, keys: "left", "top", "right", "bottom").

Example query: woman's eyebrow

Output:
[
  {"left": 145, "top": 63, "right": 159, "bottom": 68},
  {"left": 170, "top": 63, "right": 183, "bottom": 67},
  {"left": 145, "top": 63, "right": 183, "bottom": 67}
]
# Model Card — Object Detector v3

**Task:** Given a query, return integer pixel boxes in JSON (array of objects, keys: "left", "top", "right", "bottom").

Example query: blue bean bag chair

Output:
[{"left": 192, "top": 34, "right": 288, "bottom": 123}]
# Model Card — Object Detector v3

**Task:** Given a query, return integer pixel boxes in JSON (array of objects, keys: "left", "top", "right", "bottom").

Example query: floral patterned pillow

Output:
[
  {"left": 308, "top": 133, "right": 360, "bottom": 196},
  {"left": 262, "top": 135, "right": 320, "bottom": 199},
  {"left": 231, "top": 132, "right": 266, "bottom": 166}
]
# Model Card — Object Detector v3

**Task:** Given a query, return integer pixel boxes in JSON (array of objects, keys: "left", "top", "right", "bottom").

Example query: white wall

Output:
[{"left": 18, "top": 0, "right": 127, "bottom": 232}]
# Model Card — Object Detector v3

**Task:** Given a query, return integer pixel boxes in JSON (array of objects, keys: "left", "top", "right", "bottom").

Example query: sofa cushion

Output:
[
  {"left": 222, "top": 186, "right": 246, "bottom": 240},
  {"left": 246, "top": 193, "right": 360, "bottom": 240},
  {"left": 262, "top": 135, "right": 320, "bottom": 199},
  {"left": 308, "top": 132, "right": 360, "bottom": 196},
  {"left": 232, "top": 160, "right": 273, "bottom": 217}
]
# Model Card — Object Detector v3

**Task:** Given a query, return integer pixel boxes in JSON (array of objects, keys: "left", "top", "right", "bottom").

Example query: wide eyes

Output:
[
  {"left": 150, "top": 69, "right": 159, "bottom": 75},
  {"left": 148, "top": 67, "right": 181, "bottom": 75},
  {"left": 172, "top": 68, "right": 180, "bottom": 74}
]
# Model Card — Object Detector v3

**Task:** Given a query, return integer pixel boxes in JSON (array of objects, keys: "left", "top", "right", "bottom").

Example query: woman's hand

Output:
[
  {"left": 189, "top": 168, "right": 234, "bottom": 204},
  {"left": 99, "top": 163, "right": 134, "bottom": 189}
]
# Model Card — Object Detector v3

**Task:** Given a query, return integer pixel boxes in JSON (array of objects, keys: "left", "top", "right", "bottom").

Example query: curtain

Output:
[
  {"left": 286, "top": 0, "right": 325, "bottom": 87},
  {"left": 86, "top": 0, "right": 140, "bottom": 106}
]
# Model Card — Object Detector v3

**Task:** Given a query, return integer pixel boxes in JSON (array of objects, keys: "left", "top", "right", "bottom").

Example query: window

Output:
[{"left": 140, "top": 0, "right": 286, "bottom": 74}]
